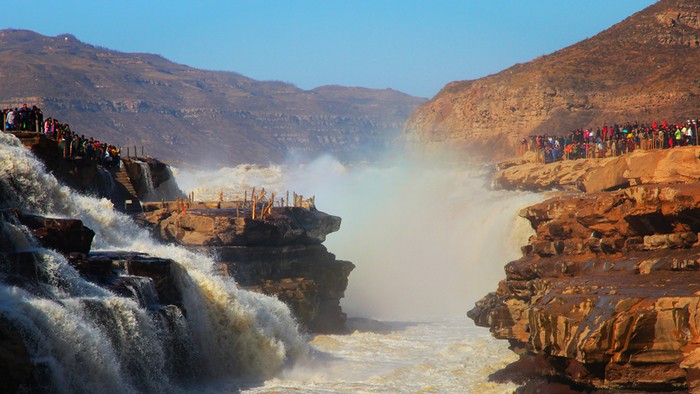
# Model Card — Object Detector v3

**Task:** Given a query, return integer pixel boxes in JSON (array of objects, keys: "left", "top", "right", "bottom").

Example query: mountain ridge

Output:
[{"left": 0, "top": 29, "right": 426, "bottom": 165}]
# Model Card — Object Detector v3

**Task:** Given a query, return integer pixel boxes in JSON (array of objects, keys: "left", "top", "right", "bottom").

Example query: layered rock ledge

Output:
[
  {"left": 493, "top": 146, "right": 700, "bottom": 193},
  {"left": 135, "top": 202, "right": 354, "bottom": 333},
  {"left": 469, "top": 181, "right": 700, "bottom": 391}
]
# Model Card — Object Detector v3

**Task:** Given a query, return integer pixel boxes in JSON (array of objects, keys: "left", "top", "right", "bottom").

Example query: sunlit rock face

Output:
[
  {"left": 405, "top": 0, "right": 700, "bottom": 162},
  {"left": 469, "top": 181, "right": 700, "bottom": 391},
  {"left": 136, "top": 204, "right": 354, "bottom": 333},
  {"left": 492, "top": 146, "right": 700, "bottom": 193}
]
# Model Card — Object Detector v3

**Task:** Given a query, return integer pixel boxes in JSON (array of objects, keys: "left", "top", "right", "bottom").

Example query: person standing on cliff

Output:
[
  {"left": 5, "top": 109, "right": 16, "bottom": 131},
  {"left": 17, "top": 103, "right": 29, "bottom": 131}
]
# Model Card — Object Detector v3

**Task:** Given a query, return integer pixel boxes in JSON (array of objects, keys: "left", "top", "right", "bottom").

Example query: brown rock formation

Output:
[
  {"left": 136, "top": 203, "right": 354, "bottom": 333},
  {"left": 493, "top": 146, "right": 700, "bottom": 193},
  {"left": 405, "top": 0, "right": 700, "bottom": 161},
  {"left": 469, "top": 182, "right": 700, "bottom": 391},
  {"left": 11, "top": 209, "right": 95, "bottom": 254},
  {"left": 0, "top": 29, "right": 426, "bottom": 165}
]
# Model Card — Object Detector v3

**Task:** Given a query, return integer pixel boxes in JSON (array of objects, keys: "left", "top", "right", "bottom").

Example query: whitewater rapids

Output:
[
  {"left": 0, "top": 128, "right": 546, "bottom": 392},
  {"left": 0, "top": 132, "right": 307, "bottom": 393},
  {"left": 173, "top": 155, "right": 544, "bottom": 392}
]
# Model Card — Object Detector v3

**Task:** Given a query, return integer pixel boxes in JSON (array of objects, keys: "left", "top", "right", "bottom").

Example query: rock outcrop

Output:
[
  {"left": 469, "top": 182, "right": 700, "bottom": 391},
  {"left": 405, "top": 0, "right": 700, "bottom": 161},
  {"left": 135, "top": 202, "right": 355, "bottom": 333},
  {"left": 11, "top": 209, "right": 95, "bottom": 254},
  {"left": 15, "top": 132, "right": 183, "bottom": 210},
  {"left": 493, "top": 146, "right": 700, "bottom": 193}
]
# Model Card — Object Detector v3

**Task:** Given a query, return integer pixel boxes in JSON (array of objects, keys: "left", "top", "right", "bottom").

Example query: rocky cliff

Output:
[
  {"left": 405, "top": 0, "right": 700, "bottom": 161},
  {"left": 14, "top": 131, "right": 183, "bottom": 211},
  {"left": 135, "top": 202, "right": 354, "bottom": 333},
  {"left": 0, "top": 29, "right": 426, "bottom": 165},
  {"left": 493, "top": 145, "right": 700, "bottom": 193},
  {"left": 470, "top": 161, "right": 700, "bottom": 391}
]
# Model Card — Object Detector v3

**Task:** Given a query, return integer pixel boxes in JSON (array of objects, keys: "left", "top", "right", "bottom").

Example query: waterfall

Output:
[
  {"left": 95, "top": 166, "right": 117, "bottom": 200},
  {"left": 0, "top": 132, "right": 308, "bottom": 391},
  {"left": 133, "top": 159, "right": 156, "bottom": 200}
]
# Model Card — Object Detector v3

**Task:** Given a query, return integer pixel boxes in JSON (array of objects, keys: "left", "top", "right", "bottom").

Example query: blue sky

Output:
[{"left": 6, "top": 1, "right": 657, "bottom": 98}]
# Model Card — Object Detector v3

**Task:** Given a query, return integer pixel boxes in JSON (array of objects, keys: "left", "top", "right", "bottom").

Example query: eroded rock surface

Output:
[
  {"left": 493, "top": 146, "right": 700, "bottom": 193},
  {"left": 469, "top": 182, "right": 700, "bottom": 391},
  {"left": 136, "top": 204, "right": 354, "bottom": 333}
]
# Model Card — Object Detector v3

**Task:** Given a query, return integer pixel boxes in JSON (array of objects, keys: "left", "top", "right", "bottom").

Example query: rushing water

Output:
[
  {"left": 173, "top": 154, "right": 544, "bottom": 392},
  {"left": 0, "top": 132, "right": 306, "bottom": 393},
  {"left": 0, "top": 128, "right": 544, "bottom": 392}
]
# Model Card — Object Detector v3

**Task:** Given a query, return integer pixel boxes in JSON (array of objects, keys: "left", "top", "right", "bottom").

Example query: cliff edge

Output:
[{"left": 493, "top": 145, "right": 700, "bottom": 193}]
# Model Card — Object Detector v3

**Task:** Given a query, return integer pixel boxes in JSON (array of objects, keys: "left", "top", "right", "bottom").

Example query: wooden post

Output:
[
  {"left": 244, "top": 190, "right": 248, "bottom": 208},
  {"left": 286, "top": 191, "right": 289, "bottom": 207},
  {"left": 268, "top": 192, "right": 276, "bottom": 217},
  {"left": 251, "top": 188, "right": 257, "bottom": 220},
  {"left": 134, "top": 145, "right": 137, "bottom": 158}
]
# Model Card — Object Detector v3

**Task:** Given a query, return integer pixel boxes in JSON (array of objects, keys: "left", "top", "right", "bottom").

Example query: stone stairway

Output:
[{"left": 112, "top": 165, "right": 139, "bottom": 198}]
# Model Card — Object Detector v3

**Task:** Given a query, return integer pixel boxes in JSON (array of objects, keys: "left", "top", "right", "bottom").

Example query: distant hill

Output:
[
  {"left": 0, "top": 29, "right": 426, "bottom": 165},
  {"left": 405, "top": 0, "right": 700, "bottom": 161}
]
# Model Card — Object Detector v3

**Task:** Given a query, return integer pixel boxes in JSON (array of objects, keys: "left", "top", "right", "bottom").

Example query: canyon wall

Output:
[
  {"left": 405, "top": 0, "right": 700, "bottom": 161},
  {"left": 470, "top": 149, "right": 700, "bottom": 391}
]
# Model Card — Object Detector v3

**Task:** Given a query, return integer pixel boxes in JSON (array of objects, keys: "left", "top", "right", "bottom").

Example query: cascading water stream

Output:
[
  {"left": 0, "top": 132, "right": 308, "bottom": 392},
  {"left": 2, "top": 129, "right": 546, "bottom": 392},
  {"left": 133, "top": 159, "right": 156, "bottom": 199},
  {"left": 172, "top": 155, "right": 544, "bottom": 392}
]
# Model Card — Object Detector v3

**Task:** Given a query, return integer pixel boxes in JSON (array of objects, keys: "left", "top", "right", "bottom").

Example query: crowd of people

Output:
[
  {"left": 524, "top": 120, "right": 700, "bottom": 163},
  {"left": 3, "top": 104, "right": 122, "bottom": 168},
  {"left": 3, "top": 104, "right": 43, "bottom": 132}
]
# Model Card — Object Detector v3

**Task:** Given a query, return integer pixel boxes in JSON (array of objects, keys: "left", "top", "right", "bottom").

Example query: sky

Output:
[{"left": 5, "top": 1, "right": 657, "bottom": 98}]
